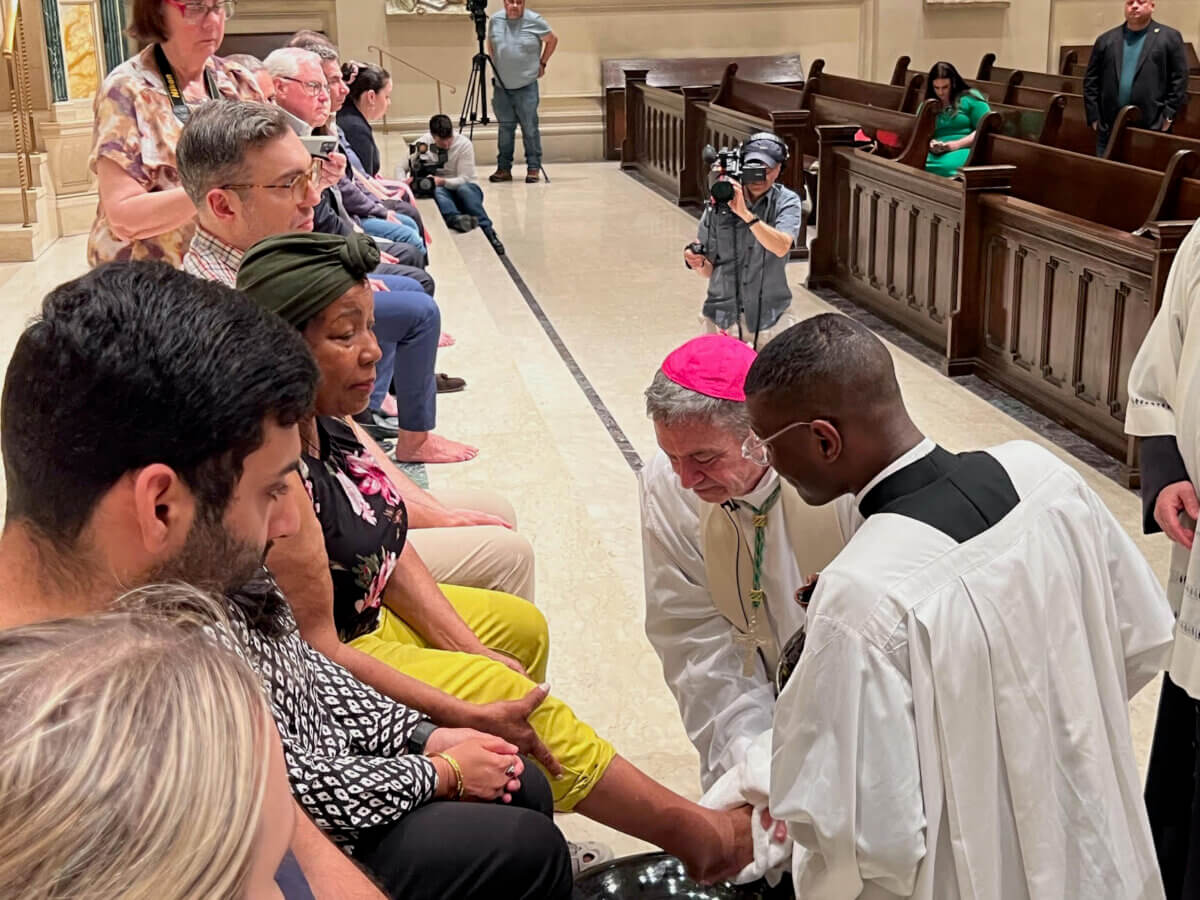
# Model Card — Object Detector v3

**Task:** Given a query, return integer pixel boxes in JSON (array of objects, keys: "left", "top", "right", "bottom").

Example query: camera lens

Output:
[{"left": 710, "top": 180, "right": 734, "bottom": 204}]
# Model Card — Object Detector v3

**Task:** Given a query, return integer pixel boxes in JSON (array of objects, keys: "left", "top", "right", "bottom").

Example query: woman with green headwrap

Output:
[{"left": 240, "top": 231, "right": 756, "bottom": 885}]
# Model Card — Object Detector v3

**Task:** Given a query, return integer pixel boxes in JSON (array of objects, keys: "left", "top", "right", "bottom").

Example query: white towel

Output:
[{"left": 699, "top": 728, "right": 792, "bottom": 886}]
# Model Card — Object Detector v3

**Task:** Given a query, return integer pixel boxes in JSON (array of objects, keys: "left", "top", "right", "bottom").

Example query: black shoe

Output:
[
  {"left": 352, "top": 408, "right": 399, "bottom": 439},
  {"left": 436, "top": 373, "right": 467, "bottom": 393},
  {"left": 482, "top": 226, "right": 505, "bottom": 256},
  {"left": 449, "top": 214, "right": 479, "bottom": 233}
]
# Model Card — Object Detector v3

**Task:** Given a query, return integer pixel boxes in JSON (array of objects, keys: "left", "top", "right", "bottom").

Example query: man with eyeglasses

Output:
[
  {"left": 265, "top": 48, "right": 425, "bottom": 253},
  {"left": 178, "top": 100, "right": 477, "bottom": 466},
  {"left": 639, "top": 333, "right": 852, "bottom": 880},
  {"left": 743, "top": 313, "right": 1174, "bottom": 897}
]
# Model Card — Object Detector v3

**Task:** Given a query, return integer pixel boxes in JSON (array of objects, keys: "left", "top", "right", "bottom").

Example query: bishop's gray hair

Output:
[{"left": 644, "top": 369, "right": 752, "bottom": 433}]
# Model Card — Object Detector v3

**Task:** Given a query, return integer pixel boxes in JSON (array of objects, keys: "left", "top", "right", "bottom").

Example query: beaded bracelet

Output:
[{"left": 432, "top": 751, "right": 465, "bottom": 800}]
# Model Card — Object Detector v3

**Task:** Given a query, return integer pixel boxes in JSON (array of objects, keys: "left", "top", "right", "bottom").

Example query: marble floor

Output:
[{"left": 0, "top": 163, "right": 1172, "bottom": 859}]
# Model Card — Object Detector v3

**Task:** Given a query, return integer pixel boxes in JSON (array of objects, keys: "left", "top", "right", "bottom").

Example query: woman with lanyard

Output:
[{"left": 87, "top": 0, "right": 265, "bottom": 267}]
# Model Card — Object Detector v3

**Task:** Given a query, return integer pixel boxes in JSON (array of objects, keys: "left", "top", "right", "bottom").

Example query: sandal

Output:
[{"left": 569, "top": 840, "right": 614, "bottom": 876}]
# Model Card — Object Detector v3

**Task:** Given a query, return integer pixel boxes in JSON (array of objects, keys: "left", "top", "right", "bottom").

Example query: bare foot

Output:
[
  {"left": 380, "top": 394, "right": 398, "bottom": 417},
  {"left": 675, "top": 805, "right": 753, "bottom": 885},
  {"left": 439, "top": 332, "right": 456, "bottom": 348},
  {"left": 394, "top": 431, "right": 479, "bottom": 464}
]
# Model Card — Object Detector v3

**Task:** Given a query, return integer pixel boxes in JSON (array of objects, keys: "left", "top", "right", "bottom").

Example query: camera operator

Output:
[
  {"left": 405, "top": 114, "right": 505, "bottom": 256},
  {"left": 684, "top": 134, "right": 803, "bottom": 348},
  {"left": 486, "top": 0, "right": 557, "bottom": 184}
]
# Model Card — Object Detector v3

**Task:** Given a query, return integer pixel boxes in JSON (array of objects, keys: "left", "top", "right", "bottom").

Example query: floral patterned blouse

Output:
[
  {"left": 87, "top": 45, "right": 263, "bottom": 268},
  {"left": 300, "top": 416, "right": 409, "bottom": 642}
]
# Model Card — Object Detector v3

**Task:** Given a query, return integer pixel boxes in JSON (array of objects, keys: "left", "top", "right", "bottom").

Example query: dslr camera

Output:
[
  {"left": 408, "top": 141, "right": 448, "bottom": 199},
  {"left": 702, "top": 143, "right": 769, "bottom": 205}
]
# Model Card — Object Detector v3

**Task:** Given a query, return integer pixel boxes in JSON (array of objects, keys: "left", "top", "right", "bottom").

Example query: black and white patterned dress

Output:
[{"left": 218, "top": 574, "right": 438, "bottom": 851}]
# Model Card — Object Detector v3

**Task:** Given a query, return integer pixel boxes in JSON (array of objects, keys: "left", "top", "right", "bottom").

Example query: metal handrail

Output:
[
  {"left": 2, "top": 0, "right": 35, "bottom": 228},
  {"left": 366, "top": 44, "right": 457, "bottom": 129}
]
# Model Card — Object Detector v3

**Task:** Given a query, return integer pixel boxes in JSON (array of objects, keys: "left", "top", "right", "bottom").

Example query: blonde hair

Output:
[{"left": 0, "top": 585, "right": 273, "bottom": 899}]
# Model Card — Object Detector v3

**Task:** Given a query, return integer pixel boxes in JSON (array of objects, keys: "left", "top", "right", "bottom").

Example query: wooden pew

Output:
[
  {"left": 805, "top": 59, "right": 925, "bottom": 112},
  {"left": 1004, "top": 87, "right": 1096, "bottom": 154},
  {"left": 601, "top": 55, "right": 805, "bottom": 161},
  {"left": 952, "top": 135, "right": 1199, "bottom": 479},
  {"left": 1061, "top": 41, "right": 1200, "bottom": 76},
  {"left": 620, "top": 71, "right": 702, "bottom": 204},
  {"left": 977, "top": 55, "right": 1083, "bottom": 94},
  {"left": 1172, "top": 95, "right": 1200, "bottom": 139},
  {"left": 965, "top": 76, "right": 1022, "bottom": 103},
  {"left": 984, "top": 96, "right": 1067, "bottom": 144},
  {"left": 1102, "top": 117, "right": 1200, "bottom": 172},
  {"left": 808, "top": 117, "right": 1199, "bottom": 481}
]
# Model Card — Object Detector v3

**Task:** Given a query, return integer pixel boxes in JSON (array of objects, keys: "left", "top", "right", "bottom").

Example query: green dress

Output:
[{"left": 926, "top": 90, "right": 990, "bottom": 178}]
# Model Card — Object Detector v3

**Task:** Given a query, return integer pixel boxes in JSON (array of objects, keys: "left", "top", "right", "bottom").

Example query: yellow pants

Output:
[{"left": 349, "top": 585, "right": 616, "bottom": 812}]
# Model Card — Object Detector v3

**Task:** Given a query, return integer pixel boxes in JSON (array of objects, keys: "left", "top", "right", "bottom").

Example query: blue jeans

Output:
[
  {"left": 492, "top": 79, "right": 542, "bottom": 171},
  {"left": 361, "top": 214, "right": 424, "bottom": 249},
  {"left": 369, "top": 274, "right": 440, "bottom": 432},
  {"left": 434, "top": 183, "right": 492, "bottom": 230}
]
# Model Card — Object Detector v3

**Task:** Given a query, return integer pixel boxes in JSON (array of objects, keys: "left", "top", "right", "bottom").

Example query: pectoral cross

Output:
[{"left": 734, "top": 589, "right": 768, "bottom": 676}]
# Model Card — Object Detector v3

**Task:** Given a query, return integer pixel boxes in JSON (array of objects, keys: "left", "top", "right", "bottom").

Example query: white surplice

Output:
[
  {"left": 640, "top": 449, "right": 856, "bottom": 790},
  {"left": 771, "top": 440, "right": 1173, "bottom": 900},
  {"left": 1126, "top": 217, "right": 1200, "bottom": 698}
]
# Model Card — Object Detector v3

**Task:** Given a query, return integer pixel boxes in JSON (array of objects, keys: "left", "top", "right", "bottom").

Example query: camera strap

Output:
[{"left": 155, "top": 43, "right": 220, "bottom": 124}]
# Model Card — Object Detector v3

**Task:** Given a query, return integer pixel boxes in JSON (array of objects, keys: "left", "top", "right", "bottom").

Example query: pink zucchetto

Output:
[{"left": 660, "top": 334, "right": 757, "bottom": 403}]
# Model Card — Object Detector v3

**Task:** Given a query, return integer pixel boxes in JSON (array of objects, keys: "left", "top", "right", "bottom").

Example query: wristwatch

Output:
[
  {"left": 406, "top": 720, "right": 438, "bottom": 756},
  {"left": 745, "top": 216, "right": 761, "bottom": 227}
]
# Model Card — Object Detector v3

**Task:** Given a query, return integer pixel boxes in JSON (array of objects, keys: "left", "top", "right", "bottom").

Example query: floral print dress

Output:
[
  {"left": 300, "top": 417, "right": 409, "bottom": 642},
  {"left": 87, "top": 45, "right": 263, "bottom": 267}
]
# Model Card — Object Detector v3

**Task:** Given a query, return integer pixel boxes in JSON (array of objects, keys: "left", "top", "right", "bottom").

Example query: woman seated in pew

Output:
[
  {"left": 925, "top": 60, "right": 992, "bottom": 177},
  {"left": 0, "top": 601, "right": 303, "bottom": 899},
  {"left": 237, "top": 231, "right": 756, "bottom": 884}
]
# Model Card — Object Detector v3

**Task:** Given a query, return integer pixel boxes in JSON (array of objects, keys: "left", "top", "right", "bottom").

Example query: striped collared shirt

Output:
[{"left": 182, "top": 226, "right": 244, "bottom": 287}]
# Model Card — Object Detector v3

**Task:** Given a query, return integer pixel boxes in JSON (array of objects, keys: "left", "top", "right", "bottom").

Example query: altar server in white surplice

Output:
[
  {"left": 1126, "top": 216, "right": 1200, "bottom": 897},
  {"left": 743, "top": 313, "right": 1173, "bottom": 900}
]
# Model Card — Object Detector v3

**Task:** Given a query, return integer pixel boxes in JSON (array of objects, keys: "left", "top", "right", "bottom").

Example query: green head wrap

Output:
[{"left": 236, "top": 231, "right": 381, "bottom": 328}]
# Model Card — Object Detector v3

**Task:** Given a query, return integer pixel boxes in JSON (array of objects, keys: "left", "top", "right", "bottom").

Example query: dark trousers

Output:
[
  {"left": 434, "top": 183, "right": 492, "bottom": 230},
  {"left": 353, "top": 765, "right": 573, "bottom": 900},
  {"left": 1145, "top": 672, "right": 1200, "bottom": 898},
  {"left": 1096, "top": 125, "right": 1112, "bottom": 157},
  {"left": 375, "top": 259, "right": 434, "bottom": 296},
  {"left": 368, "top": 274, "right": 440, "bottom": 429}
]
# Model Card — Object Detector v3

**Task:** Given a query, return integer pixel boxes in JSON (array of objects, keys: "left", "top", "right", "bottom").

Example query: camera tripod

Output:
[{"left": 459, "top": 5, "right": 551, "bottom": 182}]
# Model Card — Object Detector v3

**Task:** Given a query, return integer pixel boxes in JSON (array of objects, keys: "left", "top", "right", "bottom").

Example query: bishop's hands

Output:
[{"left": 1156, "top": 481, "right": 1200, "bottom": 550}]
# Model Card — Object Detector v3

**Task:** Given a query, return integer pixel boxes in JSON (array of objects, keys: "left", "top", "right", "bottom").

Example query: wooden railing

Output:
[{"left": 3, "top": 0, "right": 35, "bottom": 227}]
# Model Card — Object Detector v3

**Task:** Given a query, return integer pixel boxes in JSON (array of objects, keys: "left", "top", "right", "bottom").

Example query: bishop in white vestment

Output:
[
  {"left": 641, "top": 335, "right": 853, "bottom": 796},
  {"left": 744, "top": 313, "right": 1174, "bottom": 899},
  {"left": 1126, "top": 216, "right": 1200, "bottom": 897}
]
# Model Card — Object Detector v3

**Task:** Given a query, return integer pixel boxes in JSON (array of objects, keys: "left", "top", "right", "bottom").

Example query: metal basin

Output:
[{"left": 574, "top": 852, "right": 793, "bottom": 899}]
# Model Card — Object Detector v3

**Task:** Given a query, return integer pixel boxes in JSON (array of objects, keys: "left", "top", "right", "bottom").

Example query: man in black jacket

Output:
[{"left": 1083, "top": 0, "right": 1189, "bottom": 155}]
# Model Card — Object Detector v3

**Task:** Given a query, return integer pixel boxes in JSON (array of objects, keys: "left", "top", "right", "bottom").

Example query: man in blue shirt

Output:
[
  {"left": 486, "top": 0, "right": 558, "bottom": 183},
  {"left": 1083, "top": 0, "right": 1189, "bottom": 156}
]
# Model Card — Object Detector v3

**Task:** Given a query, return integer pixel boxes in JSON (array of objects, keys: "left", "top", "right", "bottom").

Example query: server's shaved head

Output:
[
  {"left": 744, "top": 313, "right": 900, "bottom": 417},
  {"left": 744, "top": 314, "right": 923, "bottom": 505}
]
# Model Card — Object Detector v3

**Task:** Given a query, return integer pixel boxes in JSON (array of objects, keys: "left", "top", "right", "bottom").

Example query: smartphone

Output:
[{"left": 299, "top": 136, "right": 338, "bottom": 158}]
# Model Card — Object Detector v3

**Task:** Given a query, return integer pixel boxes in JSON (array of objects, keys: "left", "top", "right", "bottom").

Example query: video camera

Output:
[
  {"left": 701, "top": 143, "right": 769, "bottom": 205},
  {"left": 409, "top": 141, "right": 448, "bottom": 199},
  {"left": 466, "top": 0, "right": 488, "bottom": 39}
]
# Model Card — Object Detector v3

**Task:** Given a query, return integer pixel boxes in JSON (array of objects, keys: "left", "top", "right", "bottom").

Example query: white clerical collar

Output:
[
  {"left": 855, "top": 437, "right": 937, "bottom": 510},
  {"left": 735, "top": 467, "right": 780, "bottom": 509}
]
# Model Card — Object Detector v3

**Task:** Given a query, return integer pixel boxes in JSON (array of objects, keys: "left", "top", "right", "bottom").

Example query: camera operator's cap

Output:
[
  {"left": 743, "top": 136, "right": 787, "bottom": 167},
  {"left": 661, "top": 334, "right": 757, "bottom": 403}
]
